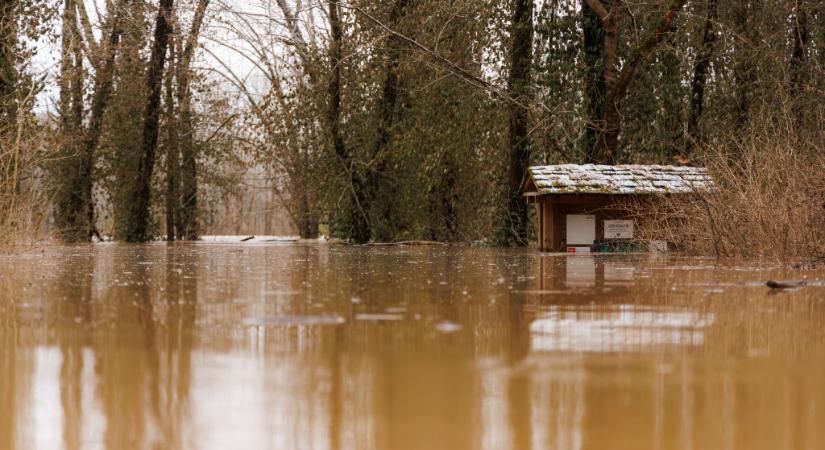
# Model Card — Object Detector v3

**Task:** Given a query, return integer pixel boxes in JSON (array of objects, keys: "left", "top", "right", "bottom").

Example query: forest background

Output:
[{"left": 1, "top": 0, "right": 823, "bottom": 258}]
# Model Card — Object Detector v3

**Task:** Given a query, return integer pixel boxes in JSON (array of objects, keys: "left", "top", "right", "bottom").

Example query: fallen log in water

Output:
[
  {"left": 766, "top": 280, "right": 806, "bottom": 289},
  {"left": 361, "top": 240, "right": 450, "bottom": 247}
]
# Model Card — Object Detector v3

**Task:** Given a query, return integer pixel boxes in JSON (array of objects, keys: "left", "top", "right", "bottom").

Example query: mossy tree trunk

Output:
[
  {"left": 0, "top": 0, "right": 17, "bottom": 127},
  {"left": 685, "top": 0, "right": 720, "bottom": 157},
  {"left": 586, "top": 0, "right": 686, "bottom": 164},
  {"left": 362, "top": 0, "right": 410, "bottom": 243},
  {"left": 582, "top": 0, "right": 605, "bottom": 163},
  {"left": 174, "top": 0, "right": 209, "bottom": 241},
  {"left": 122, "top": 0, "right": 175, "bottom": 242},
  {"left": 164, "top": 39, "right": 179, "bottom": 241},
  {"left": 54, "top": 0, "right": 88, "bottom": 241},
  {"left": 496, "top": 0, "right": 534, "bottom": 247},
  {"left": 328, "top": 0, "right": 369, "bottom": 243}
]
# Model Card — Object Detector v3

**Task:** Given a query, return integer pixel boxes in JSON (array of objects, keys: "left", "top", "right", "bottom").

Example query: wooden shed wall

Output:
[{"left": 534, "top": 194, "right": 648, "bottom": 252}]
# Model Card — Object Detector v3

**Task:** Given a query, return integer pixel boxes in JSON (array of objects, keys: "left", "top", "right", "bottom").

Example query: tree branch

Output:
[
  {"left": 585, "top": 0, "right": 609, "bottom": 21},
  {"left": 613, "top": 0, "right": 685, "bottom": 100},
  {"left": 346, "top": 4, "right": 535, "bottom": 113},
  {"left": 75, "top": 0, "right": 100, "bottom": 64}
]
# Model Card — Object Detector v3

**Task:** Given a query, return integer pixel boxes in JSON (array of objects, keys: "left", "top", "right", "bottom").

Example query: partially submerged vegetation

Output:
[
  {"left": 0, "top": 0, "right": 823, "bottom": 257},
  {"left": 636, "top": 116, "right": 825, "bottom": 263}
]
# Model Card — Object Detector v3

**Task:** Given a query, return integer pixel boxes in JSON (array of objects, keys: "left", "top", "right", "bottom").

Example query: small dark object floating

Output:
[
  {"left": 766, "top": 280, "right": 805, "bottom": 289},
  {"left": 240, "top": 236, "right": 255, "bottom": 242}
]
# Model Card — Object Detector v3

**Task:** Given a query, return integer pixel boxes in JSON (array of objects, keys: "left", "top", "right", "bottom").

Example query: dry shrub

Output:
[
  {"left": 637, "top": 122, "right": 825, "bottom": 262},
  {"left": 0, "top": 116, "right": 52, "bottom": 245}
]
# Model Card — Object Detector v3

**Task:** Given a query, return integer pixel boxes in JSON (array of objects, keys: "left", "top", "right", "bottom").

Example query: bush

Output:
[{"left": 637, "top": 119, "right": 825, "bottom": 262}]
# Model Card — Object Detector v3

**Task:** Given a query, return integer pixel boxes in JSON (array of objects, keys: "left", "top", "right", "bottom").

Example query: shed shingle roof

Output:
[{"left": 526, "top": 164, "right": 712, "bottom": 195}]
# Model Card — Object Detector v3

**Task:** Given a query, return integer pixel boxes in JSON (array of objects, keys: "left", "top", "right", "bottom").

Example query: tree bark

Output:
[
  {"left": 327, "top": 0, "right": 368, "bottom": 242},
  {"left": 174, "top": 0, "right": 209, "bottom": 241},
  {"left": 54, "top": 0, "right": 127, "bottom": 241},
  {"left": 54, "top": 0, "right": 88, "bottom": 241},
  {"left": 587, "top": 0, "right": 685, "bottom": 163},
  {"left": 789, "top": 0, "right": 809, "bottom": 109},
  {"left": 0, "top": 0, "right": 18, "bottom": 126},
  {"left": 497, "top": 0, "right": 533, "bottom": 246},
  {"left": 122, "top": 0, "right": 175, "bottom": 242},
  {"left": 731, "top": 1, "right": 756, "bottom": 127},
  {"left": 582, "top": 0, "right": 605, "bottom": 162},
  {"left": 685, "top": 0, "right": 719, "bottom": 156},
  {"left": 365, "top": 0, "right": 408, "bottom": 243},
  {"left": 164, "top": 40, "right": 179, "bottom": 241}
]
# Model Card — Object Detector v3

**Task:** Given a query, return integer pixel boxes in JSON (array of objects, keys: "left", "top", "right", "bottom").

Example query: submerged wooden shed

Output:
[{"left": 522, "top": 164, "right": 711, "bottom": 252}]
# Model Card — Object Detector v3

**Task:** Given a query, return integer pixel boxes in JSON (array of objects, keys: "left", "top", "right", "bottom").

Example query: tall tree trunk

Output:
[
  {"left": 0, "top": 0, "right": 17, "bottom": 127},
  {"left": 122, "top": 0, "right": 175, "bottom": 242},
  {"left": 685, "top": 0, "right": 720, "bottom": 156},
  {"left": 582, "top": 0, "right": 605, "bottom": 162},
  {"left": 789, "top": 0, "right": 809, "bottom": 123},
  {"left": 595, "top": 0, "right": 619, "bottom": 164},
  {"left": 327, "top": 0, "right": 368, "bottom": 242},
  {"left": 496, "top": 0, "right": 533, "bottom": 246},
  {"left": 164, "top": 41, "right": 179, "bottom": 241},
  {"left": 731, "top": 1, "right": 755, "bottom": 127},
  {"left": 55, "top": 0, "right": 127, "bottom": 241},
  {"left": 55, "top": 0, "right": 88, "bottom": 241},
  {"left": 174, "top": 0, "right": 209, "bottom": 241},
  {"left": 587, "top": 0, "right": 685, "bottom": 163},
  {"left": 359, "top": 0, "right": 409, "bottom": 243}
]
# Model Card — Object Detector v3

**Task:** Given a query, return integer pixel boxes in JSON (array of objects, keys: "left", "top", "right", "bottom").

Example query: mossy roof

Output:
[{"left": 525, "top": 164, "right": 712, "bottom": 195}]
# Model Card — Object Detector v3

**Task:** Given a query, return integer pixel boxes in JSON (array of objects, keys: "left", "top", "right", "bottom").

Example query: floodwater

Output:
[{"left": 1, "top": 243, "right": 825, "bottom": 450}]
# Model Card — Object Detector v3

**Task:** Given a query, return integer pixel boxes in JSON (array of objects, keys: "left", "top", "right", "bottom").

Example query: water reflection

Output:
[
  {"left": 530, "top": 305, "right": 713, "bottom": 352},
  {"left": 1, "top": 245, "right": 824, "bottom": 449}
]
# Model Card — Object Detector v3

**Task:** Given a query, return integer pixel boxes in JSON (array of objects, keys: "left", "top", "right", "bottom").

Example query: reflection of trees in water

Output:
[
  {"left": 0, "top": 315, "right": 23, "bottom": 450},
  {"left": 90, "top": 245, "right": 196, "bottom": 450},
  {"left": 56, "top": 251, "right": 93, "bottom": 450},
  {"left": 2, "top": 248, "right": 825, "bottom": 449}
]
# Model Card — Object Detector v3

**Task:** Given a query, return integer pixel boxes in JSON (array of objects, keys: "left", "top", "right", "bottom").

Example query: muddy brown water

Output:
[{"left": 1, "top": 243, "right": 825, "bottom": 450}]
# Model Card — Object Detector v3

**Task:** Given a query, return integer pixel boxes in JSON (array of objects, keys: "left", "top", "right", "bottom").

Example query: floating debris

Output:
[{"left": 766, "top": 280, "right": 805, "bottom": 290}]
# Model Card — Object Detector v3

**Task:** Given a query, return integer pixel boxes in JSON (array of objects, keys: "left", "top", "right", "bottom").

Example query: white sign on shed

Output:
[
  {"left": 604, "top": 220, "right": 634, "bottom": 239},
  {"left": 566, "top": 215, "right": 596, "bottom": 245}
]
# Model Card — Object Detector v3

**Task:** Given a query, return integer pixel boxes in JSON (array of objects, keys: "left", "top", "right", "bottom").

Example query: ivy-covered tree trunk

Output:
[
  {"left": 587, "top": 0, "right": 685, "bottom": 164},
  {"left": 122, "top": 0, "right": 175, "bottom": 242},
  {"left": 174, "top": 0, "right": 209, "bottom": 241},
  {"left": 788, "top": 0, "right": 809, "bottom": 126},
  {"left": 0, "top": 0, "right": 17, "bottom": 126},
  {"left": 363, "top": 0, "right": 409, "bottom": 243},
  {"left": 582, "top": 0, "right": 605, "bottom": 163},
  {"left": 496, "top": 0, "right": 533, "bottom": 246},
  {"left": 731, "top": 1, "right": 757, "bottom": 127},
  {"left": 685, "top": 0, "right": 720, "bottom": 156},
  {"left": 53, "top": 0, "right": 126, "bottom": 241},
  {"left": 164, "top": 41, "right": 179, "bottom": 241},
  {"left": 54, "top": 0, "right": 88, "bottom": 241},
  {"left": 327, "top": 0, "right": 369, "bottom": 243}
]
